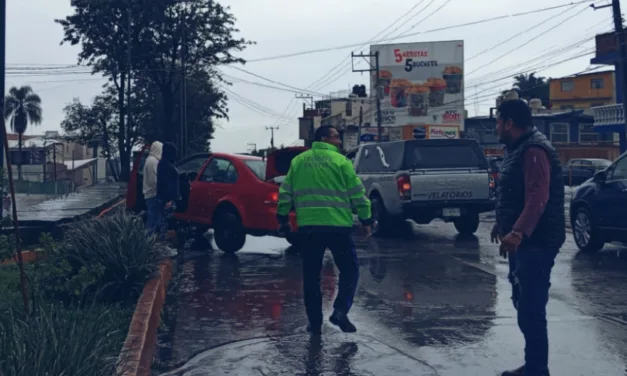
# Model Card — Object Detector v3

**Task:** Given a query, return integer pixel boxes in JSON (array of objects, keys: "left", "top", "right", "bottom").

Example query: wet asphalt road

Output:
[{"left": 154, "top": 219, "right": 627, "bottom": 376}]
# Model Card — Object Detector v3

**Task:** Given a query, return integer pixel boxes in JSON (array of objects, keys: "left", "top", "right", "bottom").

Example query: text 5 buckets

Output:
[{"left": 390, "top": 79, "right": 412, "bottom": 108}]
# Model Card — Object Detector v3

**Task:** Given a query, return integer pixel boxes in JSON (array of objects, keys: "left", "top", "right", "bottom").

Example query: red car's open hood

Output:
[{"left": 265, "top": 146, "right": 309, "bottom": 181}]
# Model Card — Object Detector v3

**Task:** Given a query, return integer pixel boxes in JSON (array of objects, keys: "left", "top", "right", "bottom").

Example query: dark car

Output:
[
  {"left": 563, "top": 158, "right": 611, "bottom": 187},
  {"left": 569, "top": 153, "right": 627, "bottom": 252}
]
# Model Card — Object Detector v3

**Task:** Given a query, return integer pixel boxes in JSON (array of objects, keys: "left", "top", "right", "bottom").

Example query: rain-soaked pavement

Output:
[{"left": 154, "top": 220, "right": 627, "bottom": 376}]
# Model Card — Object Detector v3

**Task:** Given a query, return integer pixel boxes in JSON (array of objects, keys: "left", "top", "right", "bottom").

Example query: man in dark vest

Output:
[{"left": 491, "top": 99, "right": 565, "bottom": 376}]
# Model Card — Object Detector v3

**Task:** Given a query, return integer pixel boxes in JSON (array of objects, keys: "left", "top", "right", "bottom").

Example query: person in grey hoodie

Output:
[{"left": 143, "top": 141, "right": 163, "bottom": 234}]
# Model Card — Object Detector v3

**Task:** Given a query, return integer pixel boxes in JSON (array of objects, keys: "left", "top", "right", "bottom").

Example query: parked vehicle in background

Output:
[
  {"left": 570, "top": 152, "right": 627, "bottom": 252},
  {"left": 352, "top": 139, "right": 496, "bottom": 236},
  {"left": 563, "top": 158, "right": 611, "bottom": 186},
  {"left": 126, "top": 145, "right": 308, "bottom": 253}
]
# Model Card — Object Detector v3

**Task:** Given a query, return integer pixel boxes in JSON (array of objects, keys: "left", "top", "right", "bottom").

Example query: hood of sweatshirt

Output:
[
  {"left": 161, "top": 142, "right": 177, "bottom": 164},
  {"left": 149, "top": 141, "right": 163, "bottom": 160}
]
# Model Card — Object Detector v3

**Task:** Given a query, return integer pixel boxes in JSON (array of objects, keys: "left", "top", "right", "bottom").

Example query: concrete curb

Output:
[{"left": 117, "top": 259, "right": 173, "bottom": 376}]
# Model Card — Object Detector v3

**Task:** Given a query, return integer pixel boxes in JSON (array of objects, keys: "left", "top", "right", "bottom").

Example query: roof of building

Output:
[
  {"left": 551, "top": 69, "right": 615, "bottom": 81},
  {"left": 64, "top": 158, "right": 97, "bottom": 170}
]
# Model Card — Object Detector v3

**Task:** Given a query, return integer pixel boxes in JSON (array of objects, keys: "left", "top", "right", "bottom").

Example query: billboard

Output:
[
  {"left": 370, "top": 41, "right": 464, "bottom": 131},
  {"left": 402, "top": 125, "right": 460, "bottom": 140}
]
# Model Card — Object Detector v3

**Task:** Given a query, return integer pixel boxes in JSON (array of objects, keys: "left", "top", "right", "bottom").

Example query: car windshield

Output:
[
  {"left": 406, "top": 144, "right": 485, "bottom": 169},
  {"left": 244, "top": 159, "right": 266, "bottom": 180}
]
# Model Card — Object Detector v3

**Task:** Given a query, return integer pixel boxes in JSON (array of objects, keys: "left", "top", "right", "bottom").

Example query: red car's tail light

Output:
[{"left": 264, "top": 191, "right": 279, "bottom": 204}]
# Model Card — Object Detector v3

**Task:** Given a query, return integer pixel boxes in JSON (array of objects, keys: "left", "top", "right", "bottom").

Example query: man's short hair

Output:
[
  {"left": 497, "top": 99, "right": 533, "bottom": 129},
  {"left": 314, "top": 125, "right": 335, "bottom": 141}
]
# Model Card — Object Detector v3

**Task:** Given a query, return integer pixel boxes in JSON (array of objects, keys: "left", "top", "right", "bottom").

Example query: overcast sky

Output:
[{"left": 7, "top": 0, "right": 612, "bottom": 152}]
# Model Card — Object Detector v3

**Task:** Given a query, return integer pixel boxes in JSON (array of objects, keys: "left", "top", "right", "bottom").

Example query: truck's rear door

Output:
[{"left": 403, "top": 140, "right": 491, "bottom": 202}]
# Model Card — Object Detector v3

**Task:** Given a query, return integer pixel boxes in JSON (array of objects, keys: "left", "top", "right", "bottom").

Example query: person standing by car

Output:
[
  {"left": 143, "top": 141, "right": 163, "bottom": 234},
  {"left": 156, "top": 142, "right": 180, "bottom": 256},
  {"left": 276, "top": 125, "right": 373, "bottom": 335},
  {"left": 491, "top": 99, "right": 565, "bottom": 376}
]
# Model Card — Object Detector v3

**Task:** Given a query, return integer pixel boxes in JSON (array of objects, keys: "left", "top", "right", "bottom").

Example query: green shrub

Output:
[
  {"left": 35, "top": 211, "right": 165, "bottom": 304},
  {"left": 0, "top": 300, "right": 133, "bottom": 376}
]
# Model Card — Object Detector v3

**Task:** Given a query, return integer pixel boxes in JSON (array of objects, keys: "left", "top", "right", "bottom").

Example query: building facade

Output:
[
  {"left": 549, "top": 70, "right": 615, "bottom": 110},
  {"left": 466, "top": 110, "right": 620, "bottom": 162}
]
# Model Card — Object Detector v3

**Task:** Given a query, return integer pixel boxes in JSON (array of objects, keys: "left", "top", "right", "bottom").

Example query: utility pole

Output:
[
  {"left": 295, "top": 93, "right": 314, "bottom": 108},
  {"left": 0, "top": 0, "right": 5, "bottom": 214},
  {"left": 296, "top": 93, "right": 315, "bottom": 146},
  {"left": 266, "top": 126, "right": 279, "bottom": 149},
  {"left": 126, "top": 1, "right": 132, "bottom": 164},
  {"left": 180, "top": 7, "right": 188, "bottom": 157},
  {"left": 351, "top": 51, "right": 383, "bottom": 141},
  {"left": 593, "top": 0, "right": 627, "bottom": 139}
]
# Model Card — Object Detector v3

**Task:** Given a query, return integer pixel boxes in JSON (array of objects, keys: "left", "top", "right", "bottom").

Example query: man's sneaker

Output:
[
  {"left": 501, "top": 365, "right": 524, "bottom": 376},
  {"left": 306, "top": 324, "right": 322, "bottom": 335},
  {"left": 165, "top": 245, "right": 178, "bottom": 257},
  {"left": 329, "top": 311, "right": 357, "bottom": 333}
]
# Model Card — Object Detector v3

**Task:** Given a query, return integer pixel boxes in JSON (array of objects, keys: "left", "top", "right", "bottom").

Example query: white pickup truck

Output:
[{"left": 348, "top": 139, "right": 496, "bottom": 236}]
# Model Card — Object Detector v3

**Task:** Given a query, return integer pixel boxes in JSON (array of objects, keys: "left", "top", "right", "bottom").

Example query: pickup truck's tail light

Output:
[
  {"left": 265, "top": 191, "right": 279, "bottom": 205},
  {"left": 396, "top": 174, "right": 411, "bottom": 200},
  {"left": 489, "top": 174, "right": 496, "bottom": 198}
]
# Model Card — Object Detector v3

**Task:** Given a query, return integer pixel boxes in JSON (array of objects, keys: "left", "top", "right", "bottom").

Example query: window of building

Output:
[
  {"left": 560, "top": 105, "right": 575, "bottom": 110},
  {"left": 590, "top": 102, "right": 605, "bottom": 107},
  {"left": 550, "top": 123, "right": 570, "bottom": 143},
  {"left": 345, "top": 100, "right": 352, "bottom": 116},
  {"left": 578, "top": 123, "right": 599, "bottom": 144},
  {"left": 560, "top": 81, "right": 574, "bottom": 92},
  {"left": 590, "top": 78, "right": 605, "bottom": 89}
]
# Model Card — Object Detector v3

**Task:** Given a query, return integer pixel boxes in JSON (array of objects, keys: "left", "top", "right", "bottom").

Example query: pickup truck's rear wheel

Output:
[
  {"left": 453, "top": 213, "right": 480, "bottom": 235},
  {"left": 371, "top": 197, "right": 401, "bottom": 237},
  {"left": 213, "top": 207, "right": 246, "bottom": 253}
]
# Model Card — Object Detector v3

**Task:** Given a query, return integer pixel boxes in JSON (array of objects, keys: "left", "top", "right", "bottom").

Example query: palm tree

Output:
[
  {"left": 4, "top": 86, "right": 43, "bottom": 180},
  {"left": 502, "top": 73, "right": 550, "bottom": 107}
]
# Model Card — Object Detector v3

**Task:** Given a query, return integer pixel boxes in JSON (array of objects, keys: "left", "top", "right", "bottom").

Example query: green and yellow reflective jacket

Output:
[{"left": 277, "top": 142, "right": 372, "bottom": 230}]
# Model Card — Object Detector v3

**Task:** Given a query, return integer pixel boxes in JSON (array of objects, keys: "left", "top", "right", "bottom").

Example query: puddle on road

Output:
[{"left": 154, "top": 227, "right": 627, "bottom": 375}]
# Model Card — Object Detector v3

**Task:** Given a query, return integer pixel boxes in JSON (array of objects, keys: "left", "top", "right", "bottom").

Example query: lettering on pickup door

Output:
[{"left": 428, "top": 191, "right": 472, "bottom": 200}]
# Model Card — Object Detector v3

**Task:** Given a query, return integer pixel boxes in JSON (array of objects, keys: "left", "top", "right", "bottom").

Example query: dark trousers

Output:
[
  {"left": 301, "top": 233, "right": 360, "bottom": 327},
  {"left": 508, "top": 245, "right": 558, "bottom": 376}
]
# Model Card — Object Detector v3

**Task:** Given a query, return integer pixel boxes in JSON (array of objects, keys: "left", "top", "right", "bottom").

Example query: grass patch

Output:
[{"left": 0, "top": 211, "right": 164, "bottom": 376}]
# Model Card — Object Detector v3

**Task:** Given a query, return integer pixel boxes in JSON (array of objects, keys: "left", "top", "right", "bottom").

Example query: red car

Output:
[{"left": 126, "top": 146, "right": 308, "bottom": 253}]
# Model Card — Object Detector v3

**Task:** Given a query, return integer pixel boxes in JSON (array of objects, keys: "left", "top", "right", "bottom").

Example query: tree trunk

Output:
[
  {"left": 117, "top": 72, "right": 130, "bottom": 181},
  {"left": 162, "top": 87, "right": 176, "bottom": 143},
  {"left": 17, "top": 133, "right": 22, "bottom": 181}
]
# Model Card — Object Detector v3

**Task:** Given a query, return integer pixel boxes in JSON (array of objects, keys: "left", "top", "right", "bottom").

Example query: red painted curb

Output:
[{"left": 117, "top": 259, "right": 173, "bottom": 376}]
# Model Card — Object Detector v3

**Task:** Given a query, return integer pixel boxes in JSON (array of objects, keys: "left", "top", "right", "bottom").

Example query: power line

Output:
[
  {"left": 467, "top": 4, "right": 591, "bottom": 76},
  {"left": 246, "top": 1, "right": 597, "bottom": 63}
]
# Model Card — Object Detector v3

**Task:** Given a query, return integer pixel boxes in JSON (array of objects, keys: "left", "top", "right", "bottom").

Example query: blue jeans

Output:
[
  {"left": 508, "top": 245, "right": 558, "bottom": 376},
  {"left": 301, "top": 233, "right": 359, "bottom": 327},
  {"left": 145, "top": 197, "right": 163, "bottom": 237}
]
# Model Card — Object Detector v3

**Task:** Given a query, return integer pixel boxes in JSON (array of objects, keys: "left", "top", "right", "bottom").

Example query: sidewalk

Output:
[{"left": 14, "top": 183, "right": 125, "bottom": 223}]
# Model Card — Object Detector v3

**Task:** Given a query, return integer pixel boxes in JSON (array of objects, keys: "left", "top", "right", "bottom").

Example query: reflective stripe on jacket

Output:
[{"left": 277, "top": 141, "right": 371, "bottom": 229}]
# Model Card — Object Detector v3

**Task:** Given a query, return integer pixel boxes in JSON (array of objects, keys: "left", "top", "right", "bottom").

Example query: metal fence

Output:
[{"left": 3, "top": 178, "right": 75, "bottom": 195}]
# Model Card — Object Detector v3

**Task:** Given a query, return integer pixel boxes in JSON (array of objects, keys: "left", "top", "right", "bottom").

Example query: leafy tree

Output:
[
  {"left": 56, "top": 0, "right": 252, "bottom": 177},
  {"left": 502, "top": 73, "right": 550, "bottom": 107},
  {"left": 130, "top": 0, "right": 252, "bottom": 146},
  {"left": 4, "top": 86, "right": 43, "bottom": 180}
]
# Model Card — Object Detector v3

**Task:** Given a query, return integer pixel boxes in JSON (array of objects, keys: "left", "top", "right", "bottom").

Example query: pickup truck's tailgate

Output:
[{"left": 409, "top": 169, "right": 490, "bottom": 201}]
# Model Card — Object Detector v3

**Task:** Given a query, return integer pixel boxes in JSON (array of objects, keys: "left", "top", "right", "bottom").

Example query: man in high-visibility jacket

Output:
[{"left": 277, "top": 125, "right": 373, "bottom": 335}]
